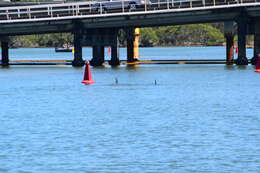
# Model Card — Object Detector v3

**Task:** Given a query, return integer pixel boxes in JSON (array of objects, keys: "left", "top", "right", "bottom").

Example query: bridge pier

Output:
[
  {"left": 224, "top": 22, "right": 235, "bottom": 65},
  {"left": 108, "top": 32, "right": 120, "bottom": 66},
  {"left": 251, "top": 19, "right": 260, "bottom": 65},
  {"left": 126, "top": 28, "right": 140, "bottom": 62},
  {"left": 80, "top": 28, "right": 119, "bottom": 66},
  {"left": 109, "top": 43, "right": 120, "bottom": 66},
  {"left": 1, "top": 38, "right": 9, "bottom": 67},
  {"left": 226, "top": 35, "right": 234, "bottom": 65},
  {"left": 236, "top": 16, "right": 248, "bottom": 65},
  {"left": 90, "top": 45, "right": 105, "bottom": 66},
  {"left": 72, "top": 30, "right": 85, "bottom": 67}
]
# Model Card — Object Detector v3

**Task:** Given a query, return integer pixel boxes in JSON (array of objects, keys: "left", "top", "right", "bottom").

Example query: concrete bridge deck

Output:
[{"left": 0, "top": 0, "right": 260, "bottom": 35}]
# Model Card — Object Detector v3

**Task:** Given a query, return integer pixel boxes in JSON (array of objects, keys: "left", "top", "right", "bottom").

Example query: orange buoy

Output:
[{"left": 82, "top": 61, "right": 95, "bottom": 85}]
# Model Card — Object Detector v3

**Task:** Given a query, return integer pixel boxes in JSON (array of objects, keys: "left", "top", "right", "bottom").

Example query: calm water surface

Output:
[{"left": 1, "top": 47, "right": 260, "bottom": 173}]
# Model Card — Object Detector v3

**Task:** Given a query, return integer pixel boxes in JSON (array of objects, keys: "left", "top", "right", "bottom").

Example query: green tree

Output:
[
  {"left": 140, "top": 28, "right": 159, "bottom": 47},
  {"left": 10, "top": 24, "right": 225, "bottom": 48}
]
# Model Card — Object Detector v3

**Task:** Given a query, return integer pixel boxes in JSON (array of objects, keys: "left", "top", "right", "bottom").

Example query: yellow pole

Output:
[{"left": 133, "top": 28, "right": 140, "bottom": 59}]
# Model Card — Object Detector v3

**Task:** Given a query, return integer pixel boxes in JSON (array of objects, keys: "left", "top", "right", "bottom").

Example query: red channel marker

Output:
[
  {"left": 82, "top": 61, "right": 95, "bottom": 85},
  {"left": 255, "top": 55, "right": 260, "bottom": 73}
]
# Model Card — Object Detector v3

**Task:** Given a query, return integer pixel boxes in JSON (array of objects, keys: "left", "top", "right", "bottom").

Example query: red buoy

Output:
[
  {"left": 82, "top": 61, "right": 95, "bottom": 85},
  {"left": 255, "top": 55, "right": 260, "bottom": 73}
]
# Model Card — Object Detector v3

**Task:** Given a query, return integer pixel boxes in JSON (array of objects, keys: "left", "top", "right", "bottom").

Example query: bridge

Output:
[{"left": 0, "top": 0, "right": 260, "bottom": 66}]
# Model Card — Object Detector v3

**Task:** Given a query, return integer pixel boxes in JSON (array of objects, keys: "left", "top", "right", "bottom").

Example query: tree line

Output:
[{"left": 8, "top": 23, "right": 238, "bottom": 48}]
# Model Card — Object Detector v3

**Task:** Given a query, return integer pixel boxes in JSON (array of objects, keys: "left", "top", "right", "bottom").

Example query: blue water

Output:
[
  {"left": 9, "top": 46, "right": 242, "bottom": 60},
  {"left": 1, "top": 47, "right": 260, "bottom": 173}
]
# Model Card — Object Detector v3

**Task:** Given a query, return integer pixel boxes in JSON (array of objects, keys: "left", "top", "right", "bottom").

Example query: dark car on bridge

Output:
[{"left": 91, "top": 0, "right": 151, "bottom": 13}]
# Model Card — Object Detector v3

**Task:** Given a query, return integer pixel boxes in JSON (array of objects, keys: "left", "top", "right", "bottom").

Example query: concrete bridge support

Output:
[
  {"left": 108, "top": 31, "right": 120, "bottom": 66},
  {"left": 224, "top": 22, "right": 235, "bottom": 65},
  {"left": 91, "top": 45, "right": 105, "bottom": 66},
  {"left": 236, "top": 16, "right": 248, "bottom": 65},
  {"left": 83, "top": 28, "right": 119, "bottom": 66},
  {"left": 72, "top": 30, "right": 85, "bottom": 67},
  {"left": 126, "top": 28, "right": 140, "bottom": 62},
  {"left": 109, "top": 40, "right": 120, "bottom": 66},
  {"left": 1, "top": 37, "right": 9, "bottom": 67},
  {"left": 251, "top": 19, "right": 260, "bottom": 65}
]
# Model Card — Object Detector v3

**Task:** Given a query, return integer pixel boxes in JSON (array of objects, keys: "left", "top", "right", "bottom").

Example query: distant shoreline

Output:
[{"left": 10, "top": 45, "right": 254, "bottom": 49}]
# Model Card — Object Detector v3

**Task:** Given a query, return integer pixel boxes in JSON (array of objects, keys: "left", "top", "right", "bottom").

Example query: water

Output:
[
  {"left": 9, "top": 46, "right": 235, "bottom": 60},
  {"left": 1, "top": 47, "right": 260, "bottom": 173}
]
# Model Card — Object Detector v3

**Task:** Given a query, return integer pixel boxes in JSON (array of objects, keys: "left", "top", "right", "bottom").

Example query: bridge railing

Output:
[{"left": 0, "top": 0, "right": 260, "bottom": 22}]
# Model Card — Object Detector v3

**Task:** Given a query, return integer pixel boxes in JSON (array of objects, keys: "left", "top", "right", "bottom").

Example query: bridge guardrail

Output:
[{"left": 0, "top": 0, "right": 260, "bottom": 22}]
